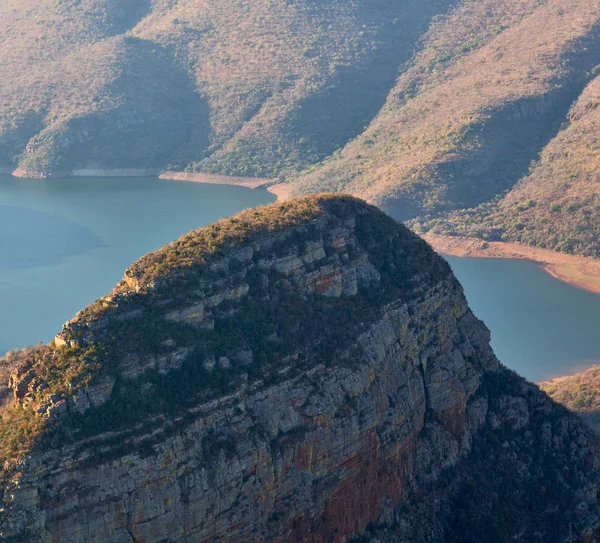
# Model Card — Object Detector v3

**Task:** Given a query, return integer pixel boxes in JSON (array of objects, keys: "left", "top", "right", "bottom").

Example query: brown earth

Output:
[
  {"left": 424, "top": 233, "right": 600, "bottom": 296},
  {"left": 159, "top": 171, "right": 290, "bottom": 201},
  {"left": 158, "top": 171, "right": 273, "bottom": 189}
]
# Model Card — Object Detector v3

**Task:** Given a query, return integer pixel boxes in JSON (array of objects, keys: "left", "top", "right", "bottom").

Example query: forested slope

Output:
[
  {"left": 421, "top": 71, "right": 600, "bottom": 256},
  {"left": 296, "top": 0, "right": 600, "bottom": 260}
]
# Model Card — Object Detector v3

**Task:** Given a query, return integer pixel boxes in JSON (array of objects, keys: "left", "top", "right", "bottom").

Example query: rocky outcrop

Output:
[{"left": 1, "top": 195, "right": 599, "bottom": 542}]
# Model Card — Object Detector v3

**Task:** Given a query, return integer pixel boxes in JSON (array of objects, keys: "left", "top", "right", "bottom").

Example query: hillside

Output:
[
  {"left": 0, "top": 0, "right": 452, "bottom": 176},
  {"left": 421, "top": 72, "right": 600, "bottom": 257},
  {"left": 1, "top": 195, "right": 600, "bottom": 542},
  {"left": 1, "top": 0, "right": 600, "bottom": 259},
  {"left": 295, "top": 0, "right": 600, "bottom": 257},
  {"left": 541, "top": 365, "right": 600, "bottom": 433}
]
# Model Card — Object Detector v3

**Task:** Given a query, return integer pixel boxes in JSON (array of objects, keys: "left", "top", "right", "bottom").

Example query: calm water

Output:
[
  {"left": 0, "top": 175, "right": 274, "bottom": 356},
  {"left": 446, "top": 256, "right": 600, "bottom": 382},
  {"left": 0, "top": 174, "right": 599, "bottom": 383}
]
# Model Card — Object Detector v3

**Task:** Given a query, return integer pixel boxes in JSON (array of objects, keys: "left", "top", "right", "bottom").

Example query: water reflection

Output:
[{"left": 0, "top": 204, "right": 102, "bottom": 271}]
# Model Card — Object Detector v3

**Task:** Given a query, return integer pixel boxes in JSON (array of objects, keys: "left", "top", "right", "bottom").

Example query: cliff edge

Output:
[{"left": 1, "top": 195, "right": 599, "bottom": 542}]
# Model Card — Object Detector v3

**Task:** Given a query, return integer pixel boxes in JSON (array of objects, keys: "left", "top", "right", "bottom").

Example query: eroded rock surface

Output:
[{"left": 1, "top": 195, "right": 599, "bottom": 542}]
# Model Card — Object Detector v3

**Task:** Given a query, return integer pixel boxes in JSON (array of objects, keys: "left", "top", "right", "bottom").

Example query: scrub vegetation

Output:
[{"left": 1, "top": 0, "right": 599, "bottom": 257}]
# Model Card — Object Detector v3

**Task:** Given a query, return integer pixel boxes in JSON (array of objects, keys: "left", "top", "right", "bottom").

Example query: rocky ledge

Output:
[{"left": 1, "top": 195, "right": 599, "bottom": 542}]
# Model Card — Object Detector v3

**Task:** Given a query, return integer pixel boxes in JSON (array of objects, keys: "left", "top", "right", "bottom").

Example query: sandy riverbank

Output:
[
  {"left": 264, "top": 182, "right": 291, "bottom": 201},
  {"left": 424, "top": 233, "right": 600, "bottom": 296},
  {"left": 159, "top": 171, "right": 271, "bottom": 188},
  {"left": 159, "top": 171, "right": 291, "bottom": 201}
]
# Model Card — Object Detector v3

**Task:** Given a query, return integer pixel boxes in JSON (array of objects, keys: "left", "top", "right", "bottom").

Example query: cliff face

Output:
[{"left": 1, "top": 195, "right": 599, "bottom": 542}]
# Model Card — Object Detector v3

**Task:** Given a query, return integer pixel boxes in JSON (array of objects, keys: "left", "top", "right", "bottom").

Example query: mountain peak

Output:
[{"left": 2, "top": 196, "right": 600, "bottom": 542}]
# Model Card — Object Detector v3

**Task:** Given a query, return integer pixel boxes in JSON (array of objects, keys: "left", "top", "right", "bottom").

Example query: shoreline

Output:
[
  {"left": 3, "top": 167, "right": 292, "bottom": 202},
  {"left": 11, "top": 167, "right": 163, "bottom": 178},
  {"left": 158, "top": 171, "right": 291, "bottom": 201},
  {"left": 158, "top": 170, "right": 271, "bottom": 189},
  {"left": 4, "top": 167, "right": 598, "bottom": 295},
  {"left": 424, "top": 233, "right": 600, "bottom": 296}
]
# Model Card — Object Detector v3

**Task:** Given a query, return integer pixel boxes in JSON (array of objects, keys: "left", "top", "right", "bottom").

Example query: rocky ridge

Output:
[{"left": 1, "top": 195, "right": 599, "bottom": 542}]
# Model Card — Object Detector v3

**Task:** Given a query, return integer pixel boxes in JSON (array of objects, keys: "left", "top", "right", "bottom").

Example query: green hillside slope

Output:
[
  {"left": 422, "top": 73, "right": 600, "bottom": 256},
  {"left": 295, "top": 0, "right": 600, "bottom": 217}
]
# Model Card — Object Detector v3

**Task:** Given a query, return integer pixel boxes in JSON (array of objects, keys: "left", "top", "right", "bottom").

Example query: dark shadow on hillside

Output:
[
  {"left": 438, "top": 87, "right": 590, "bottom": 211},
  {"left": 288, "top": 0, "right": 459, "bottom": 163},
  {"left": 0, "top": 111, "right": 44, "bottom": 169},
  {"left": 104, "top": 0, "right": 153, "bottom": 36},
  {"left": 59, "top": 37, "right": 211, "bottom": 171},
  {"left": 577, "top": 411, "right": 600, "bottom": 435},
  {"left": 391, "top": 23, "right": 600, "bottom": 221},
  {"left": 381, "top": 198, "right": 424, "bottom": 223}
]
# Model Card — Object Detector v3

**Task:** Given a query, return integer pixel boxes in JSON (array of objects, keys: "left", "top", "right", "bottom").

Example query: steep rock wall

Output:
[{"left": 0, "top": 195, "right": 598, "bottom": 542}]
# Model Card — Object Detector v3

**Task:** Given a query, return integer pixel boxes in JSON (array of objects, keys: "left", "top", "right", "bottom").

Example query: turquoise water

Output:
[
  {"left": 446, "top": 256, "right": 600, "bottom": 382},
  {"left": 0, "top": 175, "right": 275, "bottom": 356},
  {"left": 0, "top": 174, "right": 598, "bottom": 382}
]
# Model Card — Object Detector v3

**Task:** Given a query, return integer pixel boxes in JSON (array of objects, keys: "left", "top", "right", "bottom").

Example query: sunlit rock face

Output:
[{"left": 1, "top": 195, "right": 599, "bottom": 543}]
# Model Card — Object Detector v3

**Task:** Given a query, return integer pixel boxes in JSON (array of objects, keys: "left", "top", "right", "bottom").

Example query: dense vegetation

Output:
[
  {"left": 440, "top": 369, "right": 593, "bottom": 542},
  {"left": 1, "top": 0, "right": 599, "bottom": 257}
]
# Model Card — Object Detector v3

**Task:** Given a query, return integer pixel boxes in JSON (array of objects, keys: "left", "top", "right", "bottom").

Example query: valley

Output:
[
  {"left": 2, "top": 0, "right": 599, "bottom": 265},
  {"left": 1, "top": 1, "right": 600, "bottom": 539}
]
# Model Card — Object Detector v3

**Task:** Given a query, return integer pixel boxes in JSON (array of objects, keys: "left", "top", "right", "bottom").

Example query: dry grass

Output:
[
  {"left": 296, "top": 0, "right": 600, "bottom": 213},
  {"left": 540, "top": 365, "right": 600, "bottom": 432},
  {"left": 0, "top": 0, "right": 451, "bottom": 176},
  {"left": 429, "top": 74, "right": 600, "bottom": 256}
]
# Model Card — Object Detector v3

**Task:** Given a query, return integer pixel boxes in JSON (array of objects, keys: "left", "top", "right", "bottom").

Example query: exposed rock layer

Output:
[{"left": 1, "top": 195, "right": 599, "bottom": 542}]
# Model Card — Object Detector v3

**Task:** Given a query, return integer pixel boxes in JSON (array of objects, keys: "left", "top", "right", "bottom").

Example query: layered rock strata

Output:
[{"left": 0, "top": 195, "right": 599, "bottom": 542}]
